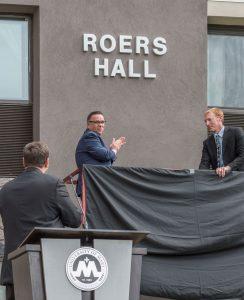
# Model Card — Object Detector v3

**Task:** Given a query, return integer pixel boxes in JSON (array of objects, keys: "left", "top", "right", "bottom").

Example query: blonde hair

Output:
[{"left": 205, "top": 107, "right": 224, "bottom": 121}]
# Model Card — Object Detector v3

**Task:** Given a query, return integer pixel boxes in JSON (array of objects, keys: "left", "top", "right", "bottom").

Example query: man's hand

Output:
[
  {"left": 216, "top": 166, "right": 231, "bottom": 178},
  {"left": 110, "top": 137, "right": 126, "bottom": 152}
]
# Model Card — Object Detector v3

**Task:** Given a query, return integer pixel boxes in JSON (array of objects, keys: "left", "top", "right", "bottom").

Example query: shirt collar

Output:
[
  {"left": 217, "top": 126, "right": 225, "bottom": 138},
  {"left": 85, "top": 129, "right": 101, "bottom": 136},
  {"left": 24, "top": 166, "right": 43, "bottom": 173}
]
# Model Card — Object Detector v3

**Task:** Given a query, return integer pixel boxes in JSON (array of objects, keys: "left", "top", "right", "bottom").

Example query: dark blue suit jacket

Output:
[{"left": 75, "top": 129, "right": 116, "bottom": 196}]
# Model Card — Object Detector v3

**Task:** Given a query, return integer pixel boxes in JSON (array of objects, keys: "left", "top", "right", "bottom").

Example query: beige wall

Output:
[{"left": 208, "top": 0, "right": 244, "bottom": 24}]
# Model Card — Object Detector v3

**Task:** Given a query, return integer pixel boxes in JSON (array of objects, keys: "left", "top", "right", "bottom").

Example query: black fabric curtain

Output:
[{"left": 83, "top": 165, "right": 244, "bottom": 299}]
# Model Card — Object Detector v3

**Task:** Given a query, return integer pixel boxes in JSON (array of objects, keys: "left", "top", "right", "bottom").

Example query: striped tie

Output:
[{"left": 215, "top": 134, "right": 224, "bottom": 168}]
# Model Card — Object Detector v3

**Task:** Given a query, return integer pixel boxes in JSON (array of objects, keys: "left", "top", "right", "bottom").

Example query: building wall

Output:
[
  {"left": 37, "top": 0, "right": 207, "bottom": 177},
  {"left": 0, "top": 0, "right": 207, "bottom": 178},
  {"left": 208, "top": 0, "right": 244, "bottom": 24}
]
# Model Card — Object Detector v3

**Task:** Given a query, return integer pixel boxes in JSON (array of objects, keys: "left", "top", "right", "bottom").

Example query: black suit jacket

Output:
[
  {"left": 199, "top": 126, "right": 244, "bottom": 171},
  {"left": 0, "top": 167, "right": 82, "bottom": 285}
]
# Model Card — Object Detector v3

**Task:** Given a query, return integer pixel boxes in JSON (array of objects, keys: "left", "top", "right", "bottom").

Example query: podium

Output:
[{"left": 8, "top": 228, "right": 148, "bottom": 300}]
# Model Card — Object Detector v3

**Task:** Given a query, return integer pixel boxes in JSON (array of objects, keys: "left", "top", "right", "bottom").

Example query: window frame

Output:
[
  {"left": 208, "top": 24, "right": 244, "bottom": 110},
  {"left": 0, "top": 14, "right": 32, "bottom": 105}
]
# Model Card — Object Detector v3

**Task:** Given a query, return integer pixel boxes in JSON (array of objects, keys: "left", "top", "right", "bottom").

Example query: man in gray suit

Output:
[
  {"left": 199, "top": 107, "right": 244, "bottom": 177},
  {"left": 0, "top": 142, "right": 82, "bottom": 300}
]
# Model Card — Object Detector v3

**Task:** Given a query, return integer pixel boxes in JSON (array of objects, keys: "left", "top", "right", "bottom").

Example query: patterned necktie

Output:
[{"left": 215, "top": 134, "right": 224, "bottom": 168}]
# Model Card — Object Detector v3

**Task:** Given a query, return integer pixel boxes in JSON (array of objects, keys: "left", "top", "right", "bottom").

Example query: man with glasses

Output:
[{"left": 75, "top": 111, "right": 126, "bottom": 196}]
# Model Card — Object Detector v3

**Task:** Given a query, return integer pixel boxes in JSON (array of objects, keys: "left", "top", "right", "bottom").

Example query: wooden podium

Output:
[{"left": 8, "top": 228, "right": 148, "bottom": 300}]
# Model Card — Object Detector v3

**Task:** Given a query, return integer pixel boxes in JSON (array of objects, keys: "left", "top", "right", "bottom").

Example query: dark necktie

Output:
[{"left": 215, "top": 134, "right": 224, "bottom": 168}]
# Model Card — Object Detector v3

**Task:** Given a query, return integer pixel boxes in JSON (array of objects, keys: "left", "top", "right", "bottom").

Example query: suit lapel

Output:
[
  {"left": 97, "top": 133, "right": 105, "bottom": 147},
  {"left": 87, "top": 129, "right": 106, "bottom": 147},
  {"left": 209, "top": 134, "right": 217, "bottom": 161}
]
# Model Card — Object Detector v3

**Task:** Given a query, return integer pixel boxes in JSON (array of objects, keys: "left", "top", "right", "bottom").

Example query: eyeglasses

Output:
[{"left": 88, "top": 120, "right": 106, "bottom": 125}]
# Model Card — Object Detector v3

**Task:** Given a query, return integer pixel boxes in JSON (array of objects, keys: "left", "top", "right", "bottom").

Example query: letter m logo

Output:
[{"left": 72, "top": 260, "right": 101, "bottom": 278}]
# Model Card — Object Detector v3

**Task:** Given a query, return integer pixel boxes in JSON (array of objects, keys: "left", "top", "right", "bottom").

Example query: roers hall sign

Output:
[{"left": 82, "top": 33, "right": 167, "bottom": 79}]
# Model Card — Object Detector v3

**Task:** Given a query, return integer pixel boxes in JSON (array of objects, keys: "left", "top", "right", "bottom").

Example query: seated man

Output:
[
  {"left": 75, "top": 111, "right": 126, "bottom": 196},
  {"left": 0, "top": 141, "right": 82, "bottom": 300}
]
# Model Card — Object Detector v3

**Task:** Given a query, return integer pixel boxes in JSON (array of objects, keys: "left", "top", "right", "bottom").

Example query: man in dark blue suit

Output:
[{"left": 75, "top": 111, "right": 126, "bottom": 196}]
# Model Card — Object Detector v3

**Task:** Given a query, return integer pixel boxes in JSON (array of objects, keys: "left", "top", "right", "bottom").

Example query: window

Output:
[
  {"left": 0, "top": 15, "right": 32, "bottom": 176},
  {"left": 208, "top": 26, "right": 244, "bottom": 109},
  {"left": 0, "top": 17, "right": 30, "bottom": 102}
]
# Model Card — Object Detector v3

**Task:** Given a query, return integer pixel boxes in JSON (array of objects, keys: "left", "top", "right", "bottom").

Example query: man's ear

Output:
[
  {"left": 23, "top": 157, "right": 26, "bottom": 168},
  {"left": 44, "top": 157, "right": 50, "bottom": 169}
]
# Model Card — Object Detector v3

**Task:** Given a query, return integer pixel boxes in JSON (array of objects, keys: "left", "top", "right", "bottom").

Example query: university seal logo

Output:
[{"left": 66, "top": 247, "right": 108, "bottom": 291}]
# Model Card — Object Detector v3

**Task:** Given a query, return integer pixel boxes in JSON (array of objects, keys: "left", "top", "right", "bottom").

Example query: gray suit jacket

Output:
[
  {"left": 0, "top": 167, "right": 81, "bottom": 285},
  {"left": 199, "top": 126, "right": 244, "bottom": 171}
]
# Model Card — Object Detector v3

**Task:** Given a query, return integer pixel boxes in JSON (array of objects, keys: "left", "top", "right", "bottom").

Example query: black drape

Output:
[{"left": 83, "top": 165, "right": 244, "bottom": 299}]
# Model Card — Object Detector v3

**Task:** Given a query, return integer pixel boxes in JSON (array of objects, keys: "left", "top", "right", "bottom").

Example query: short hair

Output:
[
  {"left": 205, "top": 107, "right": 224, "bottom": 121},
  {"left": 23, "top": 142, "right": 49, "bottom": 167},
  {"left": 87, "top": 111, "right": 104, "bottom": 123}
]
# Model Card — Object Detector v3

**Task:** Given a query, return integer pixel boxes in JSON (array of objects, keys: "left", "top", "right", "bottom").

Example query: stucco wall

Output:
[
  {"left": 34, "top": 0, "right": 207, "bottom": 177},
  {"left": 0, "top": 0, "right": 207, "bottom": 177},
  {"left": 208, "top": 0, "right": 244, "bottom": 18}
]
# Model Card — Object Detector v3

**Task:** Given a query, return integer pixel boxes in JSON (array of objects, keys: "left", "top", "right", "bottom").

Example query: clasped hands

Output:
[
  {"left": 110, "top": 137, "right": 126, "bottom": 152},
  {"left": 216, "top": 165, "right": 231, "bottom": 178}
]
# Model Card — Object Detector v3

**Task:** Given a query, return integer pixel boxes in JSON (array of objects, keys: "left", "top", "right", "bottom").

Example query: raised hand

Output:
[{"left": 110, "top": 137, "right": 126, "bottom": 152}]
